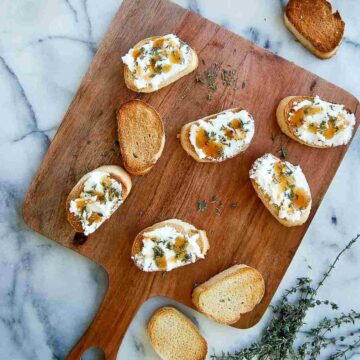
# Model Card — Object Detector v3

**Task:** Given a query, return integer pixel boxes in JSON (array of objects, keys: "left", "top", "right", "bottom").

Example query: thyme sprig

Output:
[{"left": 212, "top": 234, "right": 360, "bottom": 360}]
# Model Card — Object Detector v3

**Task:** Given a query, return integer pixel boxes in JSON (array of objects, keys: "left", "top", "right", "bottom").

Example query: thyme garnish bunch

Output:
[{"left": 212, "top": 234, "right": 360, "bottom": 360}]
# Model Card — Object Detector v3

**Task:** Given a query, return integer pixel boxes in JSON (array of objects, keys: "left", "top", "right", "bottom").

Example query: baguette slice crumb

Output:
[
  {"left": 192, "top": 264, "right": 265, "bottom": 325},
  {"left": 117, "top": 99, "right": 165, "bottom": 175},
  {"left": 148, "top": 307, "right": 208, "bottom": 360},
  {"left": 131, "top": 219, "right": 209, "bottom": 272},
  {"left": 66, "top": 165, "right": 132, "bottom": 234},
  {"left": 284, "top": 0, "right": 345, "bottom": 59}
]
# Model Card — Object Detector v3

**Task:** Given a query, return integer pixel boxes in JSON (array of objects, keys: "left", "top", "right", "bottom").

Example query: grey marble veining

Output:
[{"left": 0, "top": 1, "right": 359, "bottom": 359}]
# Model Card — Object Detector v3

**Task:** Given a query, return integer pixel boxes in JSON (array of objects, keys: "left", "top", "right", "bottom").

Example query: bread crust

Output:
[
  {"left": 284, "top": 0, "right": 345, "bottom": 59},
  {"left": 123, "top": 36, "right": 198, "bottom": 93},
  {"left": 192, "top": 264, "right": 265, "bottom": 325},
  {"left": 117, "top": 99, "right": 165, "bottom": 175},
  {"left": 180, "top": 108, "right": 252, "bottom": 163},
  {"left": 276, "top": 96, "right": 353, "bottom": 149},
  {"left": 66, "top": 165, "right": 132, "bottom": 234},
  {"left": 131, "top": 219, "right": 209, "bottom": 271},
  {"left": 148, "top": 307, "right": 208, "bottom": 360}
]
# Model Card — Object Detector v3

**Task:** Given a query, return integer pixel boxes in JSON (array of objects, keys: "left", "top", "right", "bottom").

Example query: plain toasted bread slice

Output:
[
  {"left": 123, "top": 36, "right": 198, "bottom": 93},
  {"left": 117, "top": 99, "right": 165, "bottom": 175},
  {"left": 277, "top": 96, "right": 355, "bottom": 148},
  {"left": 192, "top": 265, "right": 265, "bottom": 325},
  {"left": 284, "top": 0, "right": 345, "bottom": 59},
  {"left": 131, "top": 219, "right": 209, "bottom": 272},
  {"left": 66, "top": 165, "right": 132, "bottom": 234},
  {"left": 180, "top": 108, "right": 255, "bottom": 163},
  {"left": 148, "top": 307, "right": 208, "bottom": 360}
]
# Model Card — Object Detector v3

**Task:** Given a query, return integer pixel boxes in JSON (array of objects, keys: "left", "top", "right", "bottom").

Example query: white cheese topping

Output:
[
  {"left": 69, "top": 171, "right": 123, "bottom": 235},
  {"left": 189, "top": 109, "right": 255, "bottom": 161},
  {"left": 132, "top": 225, "right": 204, "bottom": 272},
  {"left": 288, "top": 96, "right": 356, "bottom": 147},
  {"left": 122, "top": 34, "right": 192, "bottom": 90},
  {"left": 249, "top": 154, "right": 311, "bottom": 222}
]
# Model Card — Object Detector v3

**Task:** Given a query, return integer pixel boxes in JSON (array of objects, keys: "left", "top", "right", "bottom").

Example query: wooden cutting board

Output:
[{"left": 22, "top": 0, "right": 359, "bottom": 358}]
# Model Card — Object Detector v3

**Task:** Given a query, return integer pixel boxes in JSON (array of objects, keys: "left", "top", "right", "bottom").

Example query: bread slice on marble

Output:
[
  {"left": 180, "top": 107, "right": 255, "bottom": 162},
  {"left": 131, "top": 219, "right": 209, "bottom": 272},
  {"left": 117, "top": 99, "right": 165, "bottom": 175},
  {"left": 122, "top": 34, "right": 198, "bottom": 93},
  {"left": 276, "top": 95, "right": 356, "bottom": 148},
  {"left": 66, "top": 165, "right": 132, "bottom": 235},
  {"left": 249, "top": 154, "right": 312, "bottom": 227},
  {"left": 284, "top": 0, "right": 345, "bottom": 59},
  {"left": 148, "top": 307, "right": 208, "bottom": 360},
  {"left": 192, "top": 264, "right": 265, "bottom": 324}
]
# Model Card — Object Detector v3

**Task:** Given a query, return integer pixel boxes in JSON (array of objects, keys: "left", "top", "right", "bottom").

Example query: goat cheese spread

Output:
[
  {"left": 132, "top": 226, "right": 204, "bottom": 272},
  {"left": 287, "top": 96, "right": 355, "bottom": 147},
  {"left": 189, "top": 109, "right": 255, "bottom": 161},
  {"left": 122, "top": 34, "right": 192, "bottom": 90},
  {"left": 69, "top": 171, "right": 123, "bottom": 235},
  {"left": 249, "top": 154, "right": 311, "bottom": 222}
]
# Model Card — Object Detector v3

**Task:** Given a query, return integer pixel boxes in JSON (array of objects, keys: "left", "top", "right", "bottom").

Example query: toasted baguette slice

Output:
[
  {"left": 192, "top": 265, "right": 265, "bottom": 325},
  {"left": 117, "top": 100, "right": 165, "bottom": 175},
  {"left": 180, "top": 108, "right": 255, "bottom": 163},
  {"left": 284, "top": 0, "right": 345, "bottom": 59},
  {"left": 66, "top": 165, "right": 132, "bottom": 235},
  {"left": 148, "top": 307, "right": 208, "bottom": 360},
  {"left": 131, "top": 219, "right": 209, "bottom": 272},
  {"left": 277, "top": 96, "right": 356, "bottom": 148},
  {"left": 122, "top": 34, "right": 198, "bottom": 93},
  {"left": 249, "top": 154, "right": 312, "bottom": 227}
]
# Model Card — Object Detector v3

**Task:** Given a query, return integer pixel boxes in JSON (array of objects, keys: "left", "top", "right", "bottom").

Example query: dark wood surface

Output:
[{"left": 22, "top": 0, "right": 359, "bottom": 358}]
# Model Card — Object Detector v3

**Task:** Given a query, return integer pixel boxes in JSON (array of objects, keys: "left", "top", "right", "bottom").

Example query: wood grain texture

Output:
[{"left": 22, "top": 0, "right": 359, "bottom": 358}]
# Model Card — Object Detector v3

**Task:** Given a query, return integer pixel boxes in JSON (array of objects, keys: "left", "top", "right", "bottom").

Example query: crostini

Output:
[
  {"left": 284, "top": 0, "right": 345, "bottom": 59},
  {"left": 277, "top": 96, "right": 356, "bottom": 148},
  {"left": 117, "top": 99, "right": 165, "bottom": 175},
  {"left": 131, "top": 219, "right": 209, "bottom": 272},
  {"left": 192, "top": 264, "right": 265, "bottom": 325},
  {"left": 249, "top": 154, "right": 312, "bottom": 226},
  {"left": 66, "top": 165, "right": 132, "bottom": 235},
  {"left": 122, "top": 34, "right": 198, "bottom": 93},
  {"left": 148, "top": 307, "right": 208, "bottom": 360},
  {"left": 180, "top": 108, "right": 255, "bottom": 162}
]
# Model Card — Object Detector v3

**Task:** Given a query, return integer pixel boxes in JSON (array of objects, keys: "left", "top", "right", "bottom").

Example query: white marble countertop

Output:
[{"left": 0, "top": 0, "right": 359, "bottom": 359}]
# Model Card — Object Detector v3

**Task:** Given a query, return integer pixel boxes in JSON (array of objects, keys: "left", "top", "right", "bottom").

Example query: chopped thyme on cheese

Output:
[
  {"left": 132, "top": 226, "right": 204, "bottom": 272},
  {"left": 288, "top": 96, "right": 355, "bottom": 147},
  {"left": 189, "top": 109, "right": 255, "bottom": 161},
  {"left": 249, "top": 154, "right": 311, "bottom": 222},
  {"left": 122, "top": 34, "right": 192, "bottom": 90},
  {"left": 69, "top": 171, "right": 123, "bottom": 235}
]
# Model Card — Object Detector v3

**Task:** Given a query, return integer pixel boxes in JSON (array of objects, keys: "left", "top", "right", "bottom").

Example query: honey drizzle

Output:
[
  {"left": 273, "top": 161, "right": 310, "bottom": 211},
  {"left": 289, "top": 104, "right": 345, "bottom": 140},
  {"left": 195, "top": 128, "right": 223, "bottom": 159}
]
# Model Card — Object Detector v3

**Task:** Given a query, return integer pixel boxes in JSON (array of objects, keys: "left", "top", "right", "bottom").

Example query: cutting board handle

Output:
[{"left": 66, "top": 284, "right": 141, "bottom": 360}]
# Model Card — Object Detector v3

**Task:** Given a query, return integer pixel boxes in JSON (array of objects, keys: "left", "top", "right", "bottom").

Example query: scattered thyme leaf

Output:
[
  {"left": 271, "top": 134, "right": 278, "bottom": 142},
  {"left": 197, "top": 199, "right": 207, "bottom": 213},
  {"left": 211, "top": 194, "right": 217, "bottom": 203},
  {"left": 279, "top": 147, "right": 288, "bottom": 159},
  {"left": 207, "top": 94, "right": 213, "bottom": 101}
]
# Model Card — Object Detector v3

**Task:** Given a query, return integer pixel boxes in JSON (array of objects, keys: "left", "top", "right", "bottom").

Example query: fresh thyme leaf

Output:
[
  {"left": 279, "top": 146, "right": 288, "bottom": 159},
  {"left": 197, "top": 199, "right": 207, "bottom": 213},
  {"left": 207, "top": 94, "right": 213, "bottom": 100},
  {"left": 271, "top": 134, "right": 278, "bottom": 142},
  {"left": 211, "top": 194, "right": 217, "bottom": 203}
]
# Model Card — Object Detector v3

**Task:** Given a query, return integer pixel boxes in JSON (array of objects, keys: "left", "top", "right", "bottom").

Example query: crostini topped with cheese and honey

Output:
[
  {"left": 66, "top": 166, "right": 132, "bottom": 235},
  {"left": 277, "top": 96, "right": 356, "bottom": 148},
  {"left": 122, "top": 34, "right": 198, "bottom": 93},
  {"left": 180, "top": 108, "right": 255, "bottom": 162},
  {"left": 249, "top": 154, "right": 312, "bottom": 226},
  {"left": 132, "top": 219, "right": 209, "bottom": 272}
]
